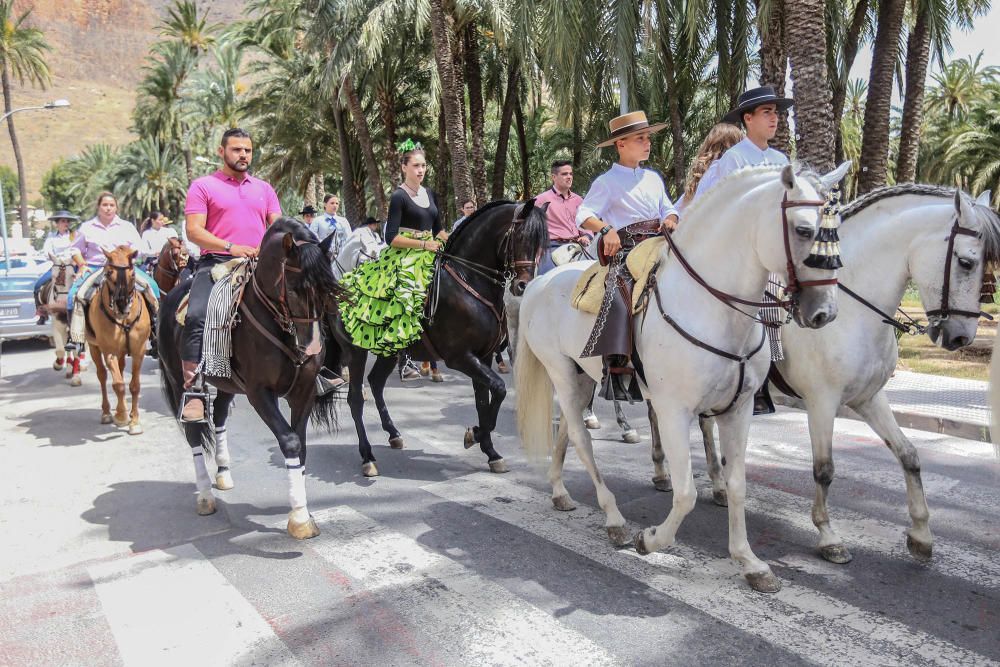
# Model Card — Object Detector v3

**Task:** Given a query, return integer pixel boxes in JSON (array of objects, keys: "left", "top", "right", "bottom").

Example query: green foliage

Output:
[
  {"left": 0, "top": 165, "right": 16, "bottom": 209},
  {"left": 39, "top": 160, "right": 77, "bottom": 213}
]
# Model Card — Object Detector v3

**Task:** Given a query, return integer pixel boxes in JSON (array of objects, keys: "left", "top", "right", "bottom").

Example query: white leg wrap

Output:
[
  {"left": 285, "top": 457, "right": 307, "bottom": 511},
  {"left": 70, "top": 304, "right": 87, "bottom": 342},
  {"left": 192, "top": 446, "right": 213, "bottom": 494},
  {"left": 214, "top": 428, "right": 231, "bottom": 468}
]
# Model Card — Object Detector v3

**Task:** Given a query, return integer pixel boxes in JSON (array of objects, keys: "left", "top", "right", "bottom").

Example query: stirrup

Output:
[
  {"left": 315, "top": 367, "right": 346, "bottom": 397},
  {"left": 178, "top": 385, "right": 210, "bottom": 422}
]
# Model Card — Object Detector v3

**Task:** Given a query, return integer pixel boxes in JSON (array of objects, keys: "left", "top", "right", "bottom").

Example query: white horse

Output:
[
  {"left": 516, "top": 163, "right": 849, "bottom": 592},
  {"left": 45, "top": 251, "right": 85, "bottom": 386},
  {"left": 675, "top": 185, "right": 1000, "bottom": 564}
]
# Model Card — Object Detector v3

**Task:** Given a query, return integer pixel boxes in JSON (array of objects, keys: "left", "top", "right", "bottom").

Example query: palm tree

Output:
[
  {"left": 785, "top": 0, "right": 836, "bottom": 171},
  {"left": 160, "top": 0, "right": 219, "bottom": 56},
  {"left": 755, "top": 0, "right": 790, "bottom": 153},
  {"left": 112, "top": 139, "right": 188, "bottom": 220},
  {"left": 0, "top": 0, "right": 51, "bottom": 237},
  {"left": 857, "top": 0, "right": 906, "bottom": 193},
  {"left": 63, "top": 144, "right": 120, "bottom": 214}
]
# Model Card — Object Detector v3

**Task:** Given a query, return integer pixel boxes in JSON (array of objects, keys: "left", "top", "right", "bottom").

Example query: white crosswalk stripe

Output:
[
  {"left": 423, "top": 472, "right": 996, "bottom": 667},
  {"left": 305, "top": 505, "right": 625, "bottom": 666},
  {"left": 88, "top": 544, "right": 299, "bottom": 667}
]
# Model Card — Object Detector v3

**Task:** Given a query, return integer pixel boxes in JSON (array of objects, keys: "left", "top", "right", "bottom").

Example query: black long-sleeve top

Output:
[{"left": 385, "top": 187, "right": 443, "bottom": 244}]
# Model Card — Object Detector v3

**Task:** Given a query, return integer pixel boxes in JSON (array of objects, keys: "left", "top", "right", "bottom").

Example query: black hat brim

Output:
[{"left": 723, "top": 97, "right": 794, "bottom": 125}]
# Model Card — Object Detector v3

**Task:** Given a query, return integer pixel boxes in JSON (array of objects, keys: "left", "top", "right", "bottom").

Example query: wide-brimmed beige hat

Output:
[{"left": 596, "top": 111, "right": 668, "bottom": 148}]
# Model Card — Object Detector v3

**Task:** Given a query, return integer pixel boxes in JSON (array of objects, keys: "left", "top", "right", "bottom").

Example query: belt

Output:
[
  {"left": 620, "top": 219, "right": 661, "bottom": 238},
  {"left": 550, "top": 238, "right": 578, "bottom": 245}
]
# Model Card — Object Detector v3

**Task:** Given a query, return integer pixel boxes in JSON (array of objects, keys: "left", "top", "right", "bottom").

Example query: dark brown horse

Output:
[
  {"left": 152, "top": 237, "right": 195, "bottom": 294},
  {"left": 86, "top": 246, "right": 153, "bottom": 435},
  {"left": 158, "top": 218, "right": 344, "bottom": 538},
  {"left": 325, "top": 199, "right": 548, "bottom": 477}
]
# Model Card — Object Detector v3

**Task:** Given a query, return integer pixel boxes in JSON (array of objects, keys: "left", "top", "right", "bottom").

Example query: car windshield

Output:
[{"left": 0, "top": 277, "right": 36, "bottom": 292}]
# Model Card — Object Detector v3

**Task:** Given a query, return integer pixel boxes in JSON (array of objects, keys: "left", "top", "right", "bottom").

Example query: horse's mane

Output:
[
  {"left": 263, "top": 217, "right": 346, "bottom": 298},
  {"left": 842, "top": 184, "right": 1000, "bottom": 266},
  {"left": 443, "top": 200, "right": 514, "bottom": 249},
  {"left": 681, "top": 163, "right": 822, "bottom": 222},
  {"left": 443, "top": 199, "right": 549, "bottom": 263}
]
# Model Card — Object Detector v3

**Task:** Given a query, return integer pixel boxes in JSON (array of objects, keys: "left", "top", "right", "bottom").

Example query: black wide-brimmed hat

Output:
[
  {"left": 48, "top": 210, "right": 80, "bottom": 223},
  {"left": 723, "top": 86, "right": 794, "bottom": 125},
  {"left": 596, "top": 111, "right": 668, "bottom": 149},
  {"left": 299, "top": 204, "right": 318, "bottom": 216}
]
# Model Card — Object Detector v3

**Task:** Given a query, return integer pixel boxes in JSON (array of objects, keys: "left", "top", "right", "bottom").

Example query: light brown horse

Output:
[
  {"left": 45, "top": 252, "right": 84, "bottom": 386},
  {"left": 86, "top": 246, "right": 152, "bottom": 435},
  {"left": 152, "top": 237, "right": 193, "bottom": 294}
]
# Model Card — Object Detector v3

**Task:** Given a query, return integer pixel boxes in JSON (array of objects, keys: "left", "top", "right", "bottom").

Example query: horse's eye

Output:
[
  {"left": 958, "top": 257, "right": 975, "bottom": 270},
  {"left": 795, "top": 226, "right": 813, "bottom": 239}
]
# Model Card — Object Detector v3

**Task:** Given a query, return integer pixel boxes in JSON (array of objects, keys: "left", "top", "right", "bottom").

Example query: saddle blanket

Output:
[
  {"left": 175, "top": 259, "right": 246, "bottom": 326},
  {"left": 176, "top": 259, "right": 252, "bottom": 379},
  {"left": 571, "top": 236, "right": 665, "bottom": 315}
]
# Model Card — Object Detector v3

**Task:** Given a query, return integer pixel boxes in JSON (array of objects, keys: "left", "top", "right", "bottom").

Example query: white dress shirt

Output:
[
  {"left": 693, "top": 137, "right": 789, "bottom": 200},
  {"left": 140, "top": 226, "right": 179, "bottom": 259},
  {"left": 576, "top": 163, "right": 677, "bottom": 231}
]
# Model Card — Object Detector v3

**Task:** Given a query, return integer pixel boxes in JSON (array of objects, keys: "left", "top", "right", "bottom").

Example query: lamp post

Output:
[{"left": 0, "top": 99, "right": 71, "bottom": 276}]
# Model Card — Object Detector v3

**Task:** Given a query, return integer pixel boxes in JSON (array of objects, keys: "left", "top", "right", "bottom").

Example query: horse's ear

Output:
[
  {"left": 102, "top": 247, "right": 113, "bottom": 261},
  {"left": 976, "top": 190, "right": 992, "bottom": 207},
  {"left": 515, "top": 198, "right": 536, "bottom": 220},
  {"left": 128, "top": 248, "right": 139, "bottom": 263},
  {"left": 780, "top": 164, "right": 796, "bottom": 191},
  {"left": 820, "top": 161, "right": 852, "bottom": 190},
  {"left": 320, "top": 231, "right": 335, "bottom": 255},
  {"left": 955, "top": 190, "right": 977, "bottom": 223},
  {"left": 539, "top": 201, "right": 551, "bottom": 215},
  {"left": 282, "top": 232, "right": 296, "bottom": 255}
]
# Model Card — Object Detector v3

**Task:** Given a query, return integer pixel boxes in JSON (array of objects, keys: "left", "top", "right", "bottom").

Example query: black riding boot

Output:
[
  {"left": 600, "top": 354, "right": 643, "bottom": 404},
  {"left": 753, "top": 380, "right": 775, "bottom": 415}
]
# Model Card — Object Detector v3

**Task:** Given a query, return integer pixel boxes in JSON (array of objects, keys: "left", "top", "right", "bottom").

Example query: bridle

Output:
[
  {"left": 924, "top": 215, "right": 995, "bottom": 322},
  {"left": 99, "top": 261, "right": 143, "bottom": 334},
  {"left": 156, "top": 240, "right": 189, "bottom": 280},
  {"left": 437, "top": 207, "right": 536, "bottom": 288}
]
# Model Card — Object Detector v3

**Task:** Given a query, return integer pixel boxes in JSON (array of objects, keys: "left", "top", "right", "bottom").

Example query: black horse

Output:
[
  {"left": 159, "top": 218, "right": 344, "bottom": 539},
  {"left": 326, "top": 199, "right": 549, "bottom": 477}
]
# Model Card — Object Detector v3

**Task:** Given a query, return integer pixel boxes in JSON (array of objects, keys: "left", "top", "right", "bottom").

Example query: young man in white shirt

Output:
[{"left": 576, "top": 111, "right": 679, "bottom": 402}]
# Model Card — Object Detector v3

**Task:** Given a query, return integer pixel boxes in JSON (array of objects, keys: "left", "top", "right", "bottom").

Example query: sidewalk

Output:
[{"left": 774, "top": 370, "right": 991, "bottom": 443}]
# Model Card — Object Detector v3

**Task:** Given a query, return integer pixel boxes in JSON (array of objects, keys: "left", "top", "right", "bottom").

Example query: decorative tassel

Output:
[
  {"left": 805, "top": 186, "right": 844, "bottom": 270},
  {"left": 981, "top": 271, "right": 997, "bottom": 304}
]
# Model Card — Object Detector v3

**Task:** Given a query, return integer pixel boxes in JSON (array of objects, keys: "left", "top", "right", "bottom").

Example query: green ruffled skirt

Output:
[{"left": 340, "top": 230, "right": 437, "bottom": 355}]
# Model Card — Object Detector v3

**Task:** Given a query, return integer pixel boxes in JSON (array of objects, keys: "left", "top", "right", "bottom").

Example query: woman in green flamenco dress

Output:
[{"left": 340, "top": 141, "right": 449, "bottom": 356}]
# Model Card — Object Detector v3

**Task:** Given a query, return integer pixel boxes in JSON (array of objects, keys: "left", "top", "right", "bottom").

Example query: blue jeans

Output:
[{"left": 67, "top": 265, "right": 160, "bottom": 311}]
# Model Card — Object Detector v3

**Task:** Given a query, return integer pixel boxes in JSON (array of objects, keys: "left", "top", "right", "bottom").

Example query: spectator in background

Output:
[
  {"left": 535, "top": 160, "right": 590, "bottom": 275},
  {"left": 451, "top": 199, "right": 477, "bottom": 232},
  {"left": 310, "top": 193, "right": 351, "bottom": 261}
]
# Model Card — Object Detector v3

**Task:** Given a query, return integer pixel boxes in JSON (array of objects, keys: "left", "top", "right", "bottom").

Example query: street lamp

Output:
[{"left": 0, "top": 99, "right": 71, "bottom": 275}]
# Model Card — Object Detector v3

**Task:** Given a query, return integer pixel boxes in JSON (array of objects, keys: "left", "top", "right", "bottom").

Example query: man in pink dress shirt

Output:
[
  {"left": 179, "top": 128, "right": 282, "bottom": 421},
  {"left": 534, "top": 160, "right": 591, "bottom": 275}
]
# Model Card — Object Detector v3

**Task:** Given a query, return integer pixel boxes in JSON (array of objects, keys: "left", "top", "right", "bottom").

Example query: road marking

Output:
[
  {"left": 88, "top": 544, "right": 298, "bottom": 666},
  {"left": 306, "top": 505, "right": 624, "bottom": 666},
  {"left": 423, "top": 473, "right": 995, "bottom": 667}
]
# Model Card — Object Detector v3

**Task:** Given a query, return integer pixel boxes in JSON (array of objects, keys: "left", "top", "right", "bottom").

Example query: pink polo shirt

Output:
[
  {"left": 184, "top": 170, "right": 282, "bottom": 253},
  {"left": 534, "top": 187, "right": 587, "bottom": 242}
]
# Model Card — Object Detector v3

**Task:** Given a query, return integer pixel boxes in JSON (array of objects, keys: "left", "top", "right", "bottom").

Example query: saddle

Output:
[
  {"left": 175, "top": 258, "right": 247, "bottom": 325},
  {"left": 571, "top": 236, "right": 665, "bottom": 315}
]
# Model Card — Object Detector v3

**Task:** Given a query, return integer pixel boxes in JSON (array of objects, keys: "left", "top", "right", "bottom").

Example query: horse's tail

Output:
[
  {"left": 515, "top": 331, "right": 554, "bottom": 462},
  {"left": 990, "top": 338, "right": 1000, "bottom": 460},
  {"left": 310, "top": 382, "right": 339, "bottom": 434}
]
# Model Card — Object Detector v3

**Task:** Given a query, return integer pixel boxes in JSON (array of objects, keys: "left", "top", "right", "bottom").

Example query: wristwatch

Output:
[
  {"left": 224, "top": 241, "right": 234, "bottom": 253},
  {"left": 599, "top": 224, "right": 613, "bottom": 236}
]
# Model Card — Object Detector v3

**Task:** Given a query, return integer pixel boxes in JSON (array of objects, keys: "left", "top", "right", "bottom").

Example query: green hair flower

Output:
[{"left": 397, "top": 138, "right": 422, "bottom": 153}]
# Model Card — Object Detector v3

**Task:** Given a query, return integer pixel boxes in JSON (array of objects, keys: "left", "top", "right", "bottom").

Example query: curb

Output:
[{"left": 773, "top": 395, "right": 991, "bottom": 443}]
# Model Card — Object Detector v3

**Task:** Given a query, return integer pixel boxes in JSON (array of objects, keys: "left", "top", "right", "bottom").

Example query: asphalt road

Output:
[{"left": 1, "top": 338, "right": 998, "bottom": 666}]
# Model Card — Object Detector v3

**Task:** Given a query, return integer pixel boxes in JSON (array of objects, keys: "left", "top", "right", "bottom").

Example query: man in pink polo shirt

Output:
[
  {"left": 179, "top": 127, "right": 282, "bottom": 421},
  {"left": 534, "top": 160, "right": 591, "bottom": 274}
]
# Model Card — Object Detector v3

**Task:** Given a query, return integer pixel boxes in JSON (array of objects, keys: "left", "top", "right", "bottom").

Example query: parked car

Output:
[
  {"left": 0, "top": 256, "right": 50, "bottom": 273},
  {"left": 0, "top": 273, "right": 48, "bottom": 342}
]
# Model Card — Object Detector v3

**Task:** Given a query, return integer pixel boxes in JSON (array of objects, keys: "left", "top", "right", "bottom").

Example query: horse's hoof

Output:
[
  {"left": 607, "top": 525, "right": 630, "bottom": 547},
  {"left": 196, "top": 496, "right": 216, "bottom": 516},
  {"left": 488, "top": 458, "right": 509, "bottom": 474},
  {"left": 634, "top": 530, "right": 651, "bottom": 555},
  {"left": 362, "top": 462, "right": 379, "bottom": 477},
  {"left": 712, "top": 489, "right": 729, "bottom": 507},
  {"left": 114, "top": 416, "right": 129, "bottom": 428},
  {"left": 100, "top": 414, "right": 113, "bottom": 425},
  {"left": 652, "top": 477, "right": 672, "bottom": 493},
  {"left": 552, "top": 495, "right": 576, "bottom": 511},
  {"left": 288, "top": 515, "right": 320, "bottom": 540},
  {"left": 52, "top": 360, "right": 64, "bottom": 371},
  {"left": 622, "top": 429, "right": 640, "bottom": 443},
  {"left": 463, "top": 428, "right": 476, "bottom": 449},
  {"left": 819, "top": 544, "right": 853, "bottom": 564},
  {"left": 583, "top": 415, "right": 601, "bottom": 430},
  {"left": 70, "top": 376, "right": 81, "bottom": 387},
  {"left": 214, "top": 470, "right": 234, "bottom": 490},
  {"left": 389, "top": 436, "right": 404, "bottom": 449},
  {"left": 745, "top": 570, "right": 782, "bottom": 593},
  {"left": 906, "top": 534, "right": 933, "bottom": 562},
  {"left": 127, "top": 424, "right": 143, "bottom": 436}
]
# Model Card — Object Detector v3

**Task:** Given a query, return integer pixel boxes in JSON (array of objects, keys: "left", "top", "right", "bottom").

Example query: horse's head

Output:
[
  {"left": 508, "top": 199, "right": 550, "bottom": 296},
  {"left": 102, "top": 245, "right": 139, "bottom": 314},
  {"left": 167, "top": 236, "right": 190, "bottom": 270},
  {"left": 909, "top": 190, "right": 1000, "bottom": 350},
  {"left": 754, "top": 162, "right": 850, "bottom": 329}
]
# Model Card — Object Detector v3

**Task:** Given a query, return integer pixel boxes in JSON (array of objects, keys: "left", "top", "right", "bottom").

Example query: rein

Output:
[{"left": 98, "top": 264, "right": 143, "bottom": 335}]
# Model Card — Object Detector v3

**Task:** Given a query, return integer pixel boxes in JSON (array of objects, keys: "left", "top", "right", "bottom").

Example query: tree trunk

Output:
[
  {"left": 491, "top": 65, "right": 519, "bottom": 200},
  {"left": 572, "top": 102, "right": 582, "bottom": 169},
  {"left": 833, "top": 0, "right": 871, "bottom": 166},
  {"left": 659, "top": 31, "right": 686, "bottom": 195},
  {"left": 428, "top": 0, "right": 474, "bottom": 207},
  {"left": 183, "top": 147, "right": 194, "bottom": 184},
  {"left": 1, "top": 66, "right": 31, "bottom": 238},
  {"left": 332, "top": 100, "right": 364, "bottom": 224},
  {"left": 376, "top": 87, "right": 400, "bottom": 187},
  {"left": 858, "top": 0, "right": 905, "bottom": 193},
  {"left": 784, "top": 0, "right": 836, "bottom": 173},
  {"left": 715, "top": 0, "right": 733, "bottom": 113},
  {"left": 513, "top": 94, "right": 530, "bottom": 199},
  {"left": 436, "top": 106, "right": 453, "bottom": 226},
  {"left": 756, "top": 0, "right": 790, "bottom": 154},
  {"left": 342, "top": 75, "right": 387, "bottom": 218},
  {"left": 896, "top": 5, "right": 931, "bottom": 183},
  {"left": 463, "top": 24, "right": 488, "bottom": 205}
]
